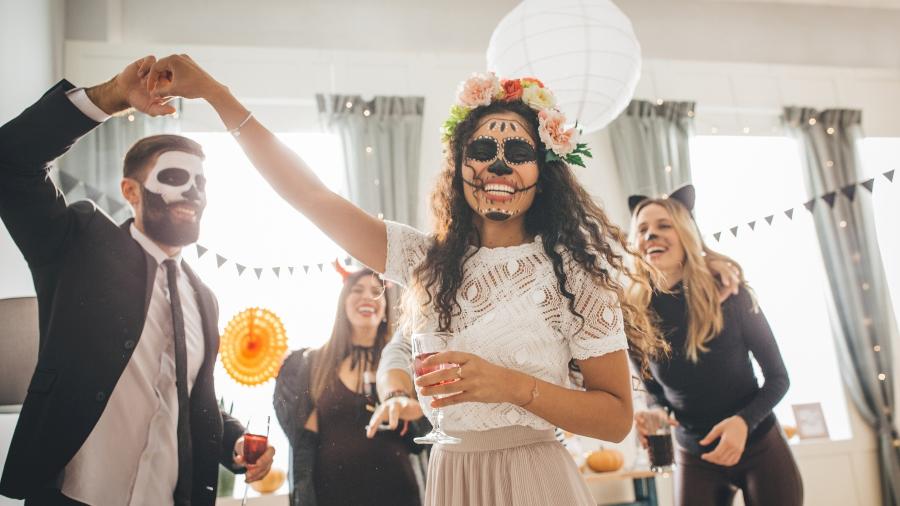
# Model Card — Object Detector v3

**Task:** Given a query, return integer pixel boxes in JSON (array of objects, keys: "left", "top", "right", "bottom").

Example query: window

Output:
[
  {"left": 183, "top": 132, "right": 346, "bottom": 496},
  {"left": 859, "top": 138, "right": 900, "bottom": 327},
  {"left": 690, "top": 135, "right": 852, "bottom": 440}
]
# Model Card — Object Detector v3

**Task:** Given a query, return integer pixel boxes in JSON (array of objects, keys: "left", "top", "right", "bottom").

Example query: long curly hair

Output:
[{"left": 410, "top": 100, "right": 661, "bottom": 372}]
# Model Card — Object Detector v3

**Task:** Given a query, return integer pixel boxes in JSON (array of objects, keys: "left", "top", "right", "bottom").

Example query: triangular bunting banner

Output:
[
  {"left": 784, "top": 209, "right": 794, "bottom": 220},
  {"left": 344, "top": 256, "right": 352, "bottom": 266},
  {"left": 317, "top": 263, "right": 324, "bottom": 272},
  {"left": 730, "top": 226, "right": 739, "bottom": 237},
  {"left": 861, "top": 179, "right": 875, "bottom": 193},
  {"left": 84, "top": 184, "right": 104, "bottom": 202},
  {"left": 713, "top": 232, "right": 722, "bottom": 242},
  {"left": 803, "top": 199, "right": 816, "bottom": 212},
  {"left": 59, "top": 171, "right": 81, "bottom": 194},
  {"left": 216, "top": 254, "right": 227, "bottom": 268},
  {"left": 254, "top": 268, "right": 263, "bottom": 279},
  {"left": 288, "top": 266, "right": 295, "bottom": 275},
  {"left": 236, "top": 263, "right": 246, "bottom": 276},
  {"left": 196, "top": 244, "right": 208, "bottom": 257},
  {"left": 303, "top": 265, "right": 310, "bottom": 274},
  {"left": 822, "top": 192, "right": 837, "bottom": 208},
  {"left": 885, "top": 170, "right": 895, "bottom": 182},
  {"left": 748, "top": 221, "right": 756, "bottom": 230},
  {"left": 765, "top": 215, "right": 774, "bottom": 225},
  {"left": 841, "top": 184, "right": 857, "bottom": 202},
  {"left": 273, "top": 267, "right": 281, "bottom": 278}
]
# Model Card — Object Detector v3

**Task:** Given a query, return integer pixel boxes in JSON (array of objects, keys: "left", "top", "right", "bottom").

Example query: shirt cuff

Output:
[{"left": 66, "top": 87, "right": 111, "bottom": 123}]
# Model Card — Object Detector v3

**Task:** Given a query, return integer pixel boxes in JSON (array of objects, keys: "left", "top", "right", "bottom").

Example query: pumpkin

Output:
[
  {"left": 249, "top": 468, "right": 286, "bottom": 494},
  {"left": 783, "top": 425, "right": 798, "bottom": 440},
  {"left": 586, "top": 448, "right": 624, "bottom": 473}
]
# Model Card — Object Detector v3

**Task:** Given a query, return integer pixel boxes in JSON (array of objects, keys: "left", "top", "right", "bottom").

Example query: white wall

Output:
[{"left": 0, "top": 0, "right": 64, "bottom": 300}]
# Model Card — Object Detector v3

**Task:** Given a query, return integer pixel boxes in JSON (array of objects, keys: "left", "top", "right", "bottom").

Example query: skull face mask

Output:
[
  {"left": 139, "top": 150, "right": 207, "bottom": 247},
  {"left": 461, "top": 112, "right": 539, "bottom": 222}
]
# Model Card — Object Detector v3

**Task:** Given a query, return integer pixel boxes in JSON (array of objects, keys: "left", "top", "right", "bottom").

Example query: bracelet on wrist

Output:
[
  {"left": 383, "top": 390, "right": 411, "bottom": 402},
  {"left": 518, "top": 376, "right": 540, "bottom": 408}
]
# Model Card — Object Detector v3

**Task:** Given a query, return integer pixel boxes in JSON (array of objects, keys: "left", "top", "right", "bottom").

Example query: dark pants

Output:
[
  {"left": 24, "top": 488, "right": 88, "bottom": 506},
  {"left": 675, "top": 423, "right": 803, "bottom": 506}
]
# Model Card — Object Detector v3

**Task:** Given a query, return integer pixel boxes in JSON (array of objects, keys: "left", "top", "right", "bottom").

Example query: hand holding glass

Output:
[{"left": 411, "top": 332, "right": 461, "bottom": 444}]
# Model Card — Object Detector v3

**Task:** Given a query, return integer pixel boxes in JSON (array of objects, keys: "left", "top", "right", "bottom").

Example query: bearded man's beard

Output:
[{"left": 140, "top": 187, "right": 203, "bottom": 247}]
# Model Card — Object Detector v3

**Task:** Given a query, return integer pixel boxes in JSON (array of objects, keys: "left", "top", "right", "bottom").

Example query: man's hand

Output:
[
  {"left": 233, "top": 437, "right": 276, "bottom": 483},
  {"left": 85, "top": 55, "right": 176, "bottom": 116}
]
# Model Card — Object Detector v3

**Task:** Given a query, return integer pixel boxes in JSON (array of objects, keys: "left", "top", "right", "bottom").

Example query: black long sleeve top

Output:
[{"left": 641, "top": 284, "right": 790, "bottom": 455}]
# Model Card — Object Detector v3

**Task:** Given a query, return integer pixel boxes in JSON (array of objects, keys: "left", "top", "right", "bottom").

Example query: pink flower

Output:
[
  {"left": 457, "top": 72, "right": 500, "bottom": 108},
  {"left": 538, "top": 109, "right": 577, "bottom": 156},
  {"left": 500, "top": 79, "right": 524, "bottom": 101}
]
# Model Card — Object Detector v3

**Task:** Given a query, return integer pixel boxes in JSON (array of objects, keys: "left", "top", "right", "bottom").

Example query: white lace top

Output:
[{"left": 383, "top": 221, "right": 629, "bottom": 431}]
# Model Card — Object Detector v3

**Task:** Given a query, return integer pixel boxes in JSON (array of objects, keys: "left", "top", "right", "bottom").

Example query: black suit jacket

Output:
[{"left": 0, "top": 80, "right": 244, "bottom": 504}]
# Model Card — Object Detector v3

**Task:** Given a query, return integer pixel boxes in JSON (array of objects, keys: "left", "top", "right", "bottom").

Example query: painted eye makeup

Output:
[
  {"left": 504, "top": 138, "right": 537, "bottom": 164},
  {"left": 466, "top": 138, "right": 498, "bottom": 162},
  {"left": 466, "top": 137, "right": 537, "bottom": 165},
  {"left": 157, "top": 167, "right": 191, "bottom": 186}
]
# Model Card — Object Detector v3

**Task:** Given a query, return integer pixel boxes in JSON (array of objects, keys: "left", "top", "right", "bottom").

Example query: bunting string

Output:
[{"left": 706, "top": 170, "right": 894, "bottom": 242}]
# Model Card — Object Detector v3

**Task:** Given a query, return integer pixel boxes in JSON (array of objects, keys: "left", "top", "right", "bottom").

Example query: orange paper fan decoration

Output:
[{"left": 220, "top": 307, "right": 289, "bottom": 386}]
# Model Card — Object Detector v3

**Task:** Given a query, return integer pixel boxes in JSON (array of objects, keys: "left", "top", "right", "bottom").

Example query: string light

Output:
[
  {"left": 656, "top": 99, "right": 664, "bottom": 105},
  {"left": 127, "top": 114, "right": 135, "bottom": 122},
  {"left": 826, "top": 160, "right": 834, "bottom": 168},
  {"left": 874, "top": 345, "right": 882, "bottom": 352},
  {"left": 374, "top": 178, "right": 380, "bottom": 186},
  {"left": 862, "top": 282, "right": 870, "bottom": 291},
  {"left": 345, "top": 101, "right": 353, "bottom": 109},
  {"left": 363, "top": 109, "right": 371, "bottom": 117},
  {"left": 365, "top": 146, "right": 373, "bottom": 154},
  {"left": 808, "top": 117, "right": 817, "bottom": 126},
  {"left": 878, "top": 373, "right": 887, "bottom": 381},
  {"left": 664, "top": 165, "right": 672, "bottom": 173},
  {"left": 742, "top": 127, "right": 751, "bottom": 134},
  {"left": 826, "top": 127, "right": 835, "bottom": 135},
  {"left": 377, "top": 212, "right": 384, "bottom": 220},
  {"left": 839, "top": 220, "right": 848, "bottom": 228}
]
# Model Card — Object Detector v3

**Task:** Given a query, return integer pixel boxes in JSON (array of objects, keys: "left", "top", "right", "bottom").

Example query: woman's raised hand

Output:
[{"left": 145, "top": 53, "right": 225, "bottom": 102}]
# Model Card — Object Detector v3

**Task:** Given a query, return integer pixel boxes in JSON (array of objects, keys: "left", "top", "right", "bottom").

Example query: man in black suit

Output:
[{"left": 0, "top": 56, "right": 274, "bottom": 505}]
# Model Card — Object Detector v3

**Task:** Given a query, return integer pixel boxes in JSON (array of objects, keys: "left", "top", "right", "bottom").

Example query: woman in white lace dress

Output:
[{"left": 146, "top": 57, "right": 658, "bottom": 505}]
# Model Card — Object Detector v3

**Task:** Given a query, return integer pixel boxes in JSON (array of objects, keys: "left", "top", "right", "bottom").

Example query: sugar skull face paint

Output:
[
  {"left": 139, "top": 151, "right": 207, "bottom": 246},
  {"left": 461, "top": 112, "right": 539, "bottom": 222}
]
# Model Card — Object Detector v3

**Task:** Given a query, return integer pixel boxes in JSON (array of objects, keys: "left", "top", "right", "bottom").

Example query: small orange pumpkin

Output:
[
  {"left": 249, "top": 468, "right": 286, "bottom": 494},
  {"left": 586, "top": 448, "right": 624, "bottom": 473},
  {"left": 783, "top": 425, "right": 798, "bottom": 440}
]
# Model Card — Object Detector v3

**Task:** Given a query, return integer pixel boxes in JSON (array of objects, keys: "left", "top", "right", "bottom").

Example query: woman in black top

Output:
[
  {"left": 273, "top": 268, "right": 424, "bottom": 506},
  {"left": 627, "top": 187, "right": 803, "bottom": 506}
]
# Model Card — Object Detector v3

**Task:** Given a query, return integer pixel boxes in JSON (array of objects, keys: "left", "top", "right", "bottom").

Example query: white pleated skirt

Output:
[{"left": 425, "top": 426, "right": 594, "bottom": 506}]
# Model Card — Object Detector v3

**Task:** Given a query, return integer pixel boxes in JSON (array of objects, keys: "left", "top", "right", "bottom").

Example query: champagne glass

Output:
[{"left": 411, "top": 331, "right": 461, "bottom": 445}]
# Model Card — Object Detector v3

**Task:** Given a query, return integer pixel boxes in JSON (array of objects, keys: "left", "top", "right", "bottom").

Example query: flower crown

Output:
[{"left": 441, "top": 72, "right": 593, "bottom": 168}]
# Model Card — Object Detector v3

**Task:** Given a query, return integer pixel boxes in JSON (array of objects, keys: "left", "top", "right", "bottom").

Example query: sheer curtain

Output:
[
  {"left": 784, "top": 107, "right": 900, "bottom": 506},
  {"left": 609, "top": 99, "right": 695, "bottom": 198},
  {"left": 316, "top": 94, "right": 424, "bottom": 225}
]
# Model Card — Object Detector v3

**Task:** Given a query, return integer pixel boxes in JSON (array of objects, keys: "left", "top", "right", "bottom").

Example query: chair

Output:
[{"left": 0, "top": 297, "right": 39, "bottom": 413}]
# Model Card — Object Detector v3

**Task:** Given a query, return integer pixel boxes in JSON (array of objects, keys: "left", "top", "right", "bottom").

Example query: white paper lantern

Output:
[{"left": 486, "top": 0, "right": 641, "bottom": 133}]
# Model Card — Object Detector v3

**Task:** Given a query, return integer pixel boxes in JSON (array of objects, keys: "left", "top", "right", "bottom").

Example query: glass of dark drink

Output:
[
  {"left": 646, "top": 424, "right": 675, "bottom": 473},
  {"left": 242, "top": 433, "right": 268, "bottom": 465},
  {"left": 411, "top": 331, "right": 461, "bottom": 445}
]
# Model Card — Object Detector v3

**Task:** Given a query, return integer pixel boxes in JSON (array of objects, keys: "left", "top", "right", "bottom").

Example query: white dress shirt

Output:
[{"left": 58, "top": 90, "right": 206, "bottom": 505}]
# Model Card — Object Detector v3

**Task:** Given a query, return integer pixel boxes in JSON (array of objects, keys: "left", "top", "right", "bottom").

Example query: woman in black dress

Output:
[
  {"left": 274, "top": 268, "right": 424, "bottom": 506},
  {"left": 627, "top": 187, "right": 803, "bottom": 506}
]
